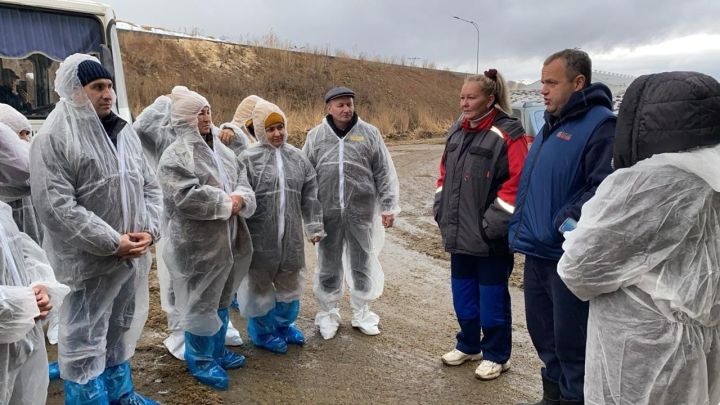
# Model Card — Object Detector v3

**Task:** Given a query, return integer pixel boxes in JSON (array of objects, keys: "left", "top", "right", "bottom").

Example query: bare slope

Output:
[{"left": 119, "top": 30, "right": 465, "bottom": 145}]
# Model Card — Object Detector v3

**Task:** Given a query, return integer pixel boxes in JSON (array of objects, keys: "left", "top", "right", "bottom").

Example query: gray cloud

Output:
[{"left": 105, "top": 0, "right": 720, "bottom": 80}]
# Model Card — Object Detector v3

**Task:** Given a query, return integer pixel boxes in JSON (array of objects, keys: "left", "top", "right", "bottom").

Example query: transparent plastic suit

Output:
[
  {"left": 558, "top": 71, "right": 720, "bottom": 405},
  {"left": 0, "top": 103, "right": 31, "bottom": 138},
  {"left": 220, "top": 95, "right": 264, "bottom": 154},
  {"left": 1, "top": 133, "right": 69, "bottom": 404},
  {"left": 0, "top": 122, "right": 30, "bottom": 202},
  {"left": 0, "top": 107, "right": 44, "bottom": 246},
  {"left": 0, "top": 201, "right": 69, "bottom": 404},
  {"left": 157, "top": 87, "right": 255, "bottom": 337},
  {"left": 29, "top": 54, "right": 162, "bottom": 385},
  {"left": 134, "top": 89, "right": 245, "bottom": 360},
  {"left": 133, "top": 94, "right": 176, "bottom": 169},
  {"left": 237, "top": 101, "right": 324, "bottom": 349},
  {"left": 559, "top": 148, "right": 720, "bottom": 404},
  {"left": 302, "top": 115, "right": 400, "bottom": 331}
]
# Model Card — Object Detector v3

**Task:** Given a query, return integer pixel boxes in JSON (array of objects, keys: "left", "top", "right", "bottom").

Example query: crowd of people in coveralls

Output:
[{"left": 0, "top": 46, "right": 718, "bottom": 405}]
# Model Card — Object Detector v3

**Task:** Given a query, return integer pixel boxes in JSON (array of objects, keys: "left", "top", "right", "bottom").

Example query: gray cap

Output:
[{"left": 324, "top": 86, "right": 355, "bottom": 103}]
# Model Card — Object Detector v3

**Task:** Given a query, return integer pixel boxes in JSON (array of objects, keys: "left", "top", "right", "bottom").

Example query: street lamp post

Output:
[{"left": 453, "top": 16, "right": 479, "bottom": 74}]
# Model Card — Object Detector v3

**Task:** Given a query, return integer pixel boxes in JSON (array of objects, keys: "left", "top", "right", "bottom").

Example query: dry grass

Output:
[{"left": 119, "top": 31, "right": 464, "bottom": 146}]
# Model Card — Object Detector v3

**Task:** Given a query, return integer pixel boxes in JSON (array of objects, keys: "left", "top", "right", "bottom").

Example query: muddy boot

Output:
[{"left": 517, "top": 377, "right": 560, "bottom": 405}]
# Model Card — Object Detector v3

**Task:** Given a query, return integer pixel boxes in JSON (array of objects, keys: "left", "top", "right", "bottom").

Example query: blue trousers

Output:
[
  {"left": 524, "top": 255, "right": 588, "bottom": 402},
  {"left": 450, "top": 254, "right": 512, "bottom": 364}
]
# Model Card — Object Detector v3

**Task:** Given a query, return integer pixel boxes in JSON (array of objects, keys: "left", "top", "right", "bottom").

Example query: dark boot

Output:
[{"left": 517, "top": 377, "right": 560, "bottom": 405}]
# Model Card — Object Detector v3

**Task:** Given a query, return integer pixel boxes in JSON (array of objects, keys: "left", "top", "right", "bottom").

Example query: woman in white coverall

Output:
[
  {"left": 133, "top": 90, "right": 245, "bottom": 360},
  {"left": 157, "top": 87, "right": 255, "bottom": 390},
  {"left": 237, "top": 101, "right": 324, "bottom": 353},
  {"left": 558, "top": 71, "right": 720, "bottom": 405}
]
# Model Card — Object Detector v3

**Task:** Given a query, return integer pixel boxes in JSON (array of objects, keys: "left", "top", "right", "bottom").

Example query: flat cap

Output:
[{"left": 324, "top": 86, "right": 355, "bottom": 103}]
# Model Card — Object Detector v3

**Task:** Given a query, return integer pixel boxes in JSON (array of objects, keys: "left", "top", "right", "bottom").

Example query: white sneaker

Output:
[
  {"left": 351, "top": 304, "right": 381, "bottom": 336},
  {"left": 315, "top": 309, "right": 341, "bottom": 340},
  {"left": 474, "top": 359, "right": 510, "bottom": 380},
  {"left": 441, "top": 349, "right": 482, "bottom": 366}
]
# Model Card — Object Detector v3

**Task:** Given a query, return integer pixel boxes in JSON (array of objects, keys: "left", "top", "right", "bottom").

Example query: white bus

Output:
[{"left": 0, "top": 0, "right": 131, "bottom": 129}]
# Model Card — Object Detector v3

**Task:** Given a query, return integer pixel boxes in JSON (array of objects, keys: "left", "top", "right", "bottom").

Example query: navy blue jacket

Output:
[{"left": 509, "top": 83, "right": 616, "bottom": 260}]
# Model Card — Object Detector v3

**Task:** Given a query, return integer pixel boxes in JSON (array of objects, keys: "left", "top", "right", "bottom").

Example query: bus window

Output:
[{"left": 0, "top": 4, "right": 104, "bottom": 118}]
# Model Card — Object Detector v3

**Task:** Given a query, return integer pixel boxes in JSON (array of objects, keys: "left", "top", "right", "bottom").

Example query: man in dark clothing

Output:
[
  {"left": 0, "top": 68, "right": 29, "bottom": 112},
  {"left": 509, "top": 49, "right": 616, "bottom": 405}
]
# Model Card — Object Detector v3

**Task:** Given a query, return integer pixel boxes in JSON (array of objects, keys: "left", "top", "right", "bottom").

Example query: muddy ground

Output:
[{"left": 47, "top": 142, "right": 542, "bottom": 404}]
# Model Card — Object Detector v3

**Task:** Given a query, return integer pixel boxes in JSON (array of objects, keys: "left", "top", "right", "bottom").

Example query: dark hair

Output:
[{"left": 544, "top": 49, "right": 592, "bottom": 87}]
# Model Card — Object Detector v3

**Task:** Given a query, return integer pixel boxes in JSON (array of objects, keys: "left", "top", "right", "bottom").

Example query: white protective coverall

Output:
[
  {"left": 29, "top": 54, "right": 162, "bottom": 384},
  {"left": 302, "top": 114, "right": 400, "bottom": 335},
  {"left": 0, "top": 105, "right": 43, "bottom": 246},
  {"left": 1, "top": 121, "right": 69, "bottom": 404},
  {"left": 134, "top": 89, "right": 244, "bottom": 359},
  {"left": 156, "top": 87, "right": 255, "bottom": 336},
  {"left": 219, "top": 95, "right": 265, "bottom": 155},
  {"left": 237, "top": 101, "right": 324, "bottom": 317},
  {"left": 558, "top": 145, "right": 720, "bottom": 404},
  {"left": 0, "top": 201, "right": 69, "bottom": 404}
]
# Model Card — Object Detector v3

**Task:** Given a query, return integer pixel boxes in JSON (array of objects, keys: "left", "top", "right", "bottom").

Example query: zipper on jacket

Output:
[{"left": 338, "top": 140, "right": 345, "bottom": 210}]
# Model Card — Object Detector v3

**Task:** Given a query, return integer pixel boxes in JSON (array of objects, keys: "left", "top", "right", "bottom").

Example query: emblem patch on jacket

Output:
[
  {"left": 556, "top": 131, "right": 572, "bottom": 141},
  {"left": 348, "top": 135, "right": 364, "bottom": 142}
]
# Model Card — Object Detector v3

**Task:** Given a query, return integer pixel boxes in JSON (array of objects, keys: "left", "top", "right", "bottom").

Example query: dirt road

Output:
[{"left": 47, "top": 142, "right": 542, "bottom": 404}]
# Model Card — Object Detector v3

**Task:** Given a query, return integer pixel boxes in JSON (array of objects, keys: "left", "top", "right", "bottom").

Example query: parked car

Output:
[{"left": 511, "top": 101, "right": 545, "bottom": 137}]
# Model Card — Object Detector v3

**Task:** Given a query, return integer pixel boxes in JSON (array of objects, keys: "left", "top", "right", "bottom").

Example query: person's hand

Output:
[
  {"left": 33, "top": 285, "right": 52, "bottom": 320},
  {"left": 381, "top": 213, "right": 395, "bottom": 228},
  {"left": 231, "top": 195, "right": 244, "bottom": 215},
  {"left": 309, "top": 235, "right": 322, "bottom": 245},
  {"left": 220, "top": 128, "right": 235, "bottom": 145},
  {"left": 118, "top": 233, "right": 152, "bottom": 259}
]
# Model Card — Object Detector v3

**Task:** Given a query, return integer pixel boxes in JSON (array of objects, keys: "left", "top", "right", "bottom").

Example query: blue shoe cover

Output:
[
  {"left": 102, "top": 362, "right": 159, "bottom": 405},
  {"left": 248, "top": 314, "right": 288, "bottom": 354},
  {"left": 64, "top": 378, "right": 109, "bottom": 405},
  {"left": 114, "top": 392, "right": 160, "bottom": 405},
  {"left": 214, "top": 308, "right": 246, "bottom": 369},
  {"left": 217, "top": 348, "right": 246, "bottom": 369},
  {"left": 275, "top": 301, "right": 304, "bottom": 345},
  {"left": 49, "top": 361, "right": 61, "bottom": 380},
  {"left": 253, "top": 334, "right": 288, "bottom": 354},
  {"left": 185, "top": 331, "right": 228, "bottom": 390},
  {"left": 279, "top": 324, "right": 305, "bottom": 345},
  {"left": 230, "top": 294, "right": 239, "bottom": 311}
]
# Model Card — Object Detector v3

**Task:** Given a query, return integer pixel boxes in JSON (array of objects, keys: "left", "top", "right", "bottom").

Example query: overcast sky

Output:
[{"left": 103, "top": 0, "right": 720, "bottom": 82}]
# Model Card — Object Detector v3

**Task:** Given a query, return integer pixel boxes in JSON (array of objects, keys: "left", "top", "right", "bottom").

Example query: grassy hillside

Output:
[{"left": 119, "top": 30, "right": 465, "bottom": 145}]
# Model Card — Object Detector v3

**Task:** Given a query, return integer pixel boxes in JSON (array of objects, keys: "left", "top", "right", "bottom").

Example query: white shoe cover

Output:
[
  {"left": 351, "top": 304, "right": 380, "bottom": 336},
  {"left": 163, "top": 330, "right": 186, "bottom": 360},
  {"left": 224, "top": 320, "right": 244, "bottom": 346},
  {"left": 315, "top": 309, "right": 341, "bottom": 340}
]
